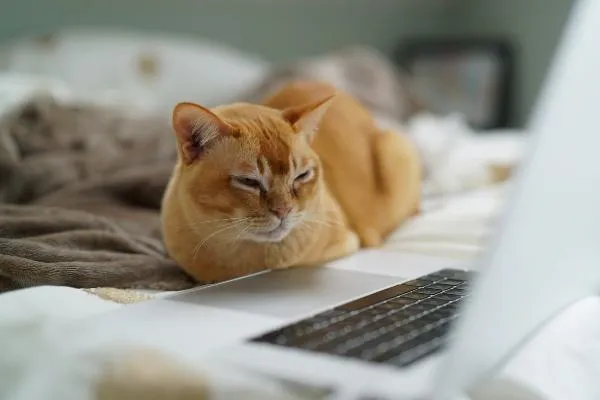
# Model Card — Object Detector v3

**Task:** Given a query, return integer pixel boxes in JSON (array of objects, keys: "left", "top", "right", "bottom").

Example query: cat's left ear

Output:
[
  {"left": 172, "top": 102, "right": 233, "bottom": 164},
  {"left": 282, "top": 94, "right": 335, "bottom": 142}
]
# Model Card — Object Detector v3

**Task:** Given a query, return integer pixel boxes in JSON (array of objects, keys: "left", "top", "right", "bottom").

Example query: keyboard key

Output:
[
  {"left": 387, "top": 297, "right": 418, "bottom": 307},
  {"left": 428, "top": 283, "right": 454, "bottom": 291},
  {"left": 404, "top": 277, "right": 436, "bottom": 286},
  {"left": 434, "top": 293, "right": 462, "bottom": 302},
  {"left": 403, "top": 303, "right": 432, "bottom": 315},
  {"left": 374, "top": 299, "right": 411, "bottom": 311},
  {"left": 402, "top": 292, "right": 429, "bottom": 301},
  {"left": 372, "top": 321, "right": 451, "bottom": 362},
  {"left": 415, "top": 287, "right": 443, "bottom": 296},
  {"left": 440, "top": 279, "right": 465, "bottom": 286},
  {"left": 447, "top": 286, "right": 469, "bottom": 296},
  {"left": 335, "top": 283, "right": 416, "bottom": 312},
  {"left": 387, "top": 337, "right": 446, "bottom": 367}
]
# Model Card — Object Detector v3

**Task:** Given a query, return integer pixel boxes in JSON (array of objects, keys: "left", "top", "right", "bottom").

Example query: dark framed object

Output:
[{"left": 395, "top": 38, "right": 515, "bottom": 130}]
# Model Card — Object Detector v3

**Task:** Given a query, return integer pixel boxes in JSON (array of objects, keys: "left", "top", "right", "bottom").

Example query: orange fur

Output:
[
  {"left": 262, "top": 81, "right": 421, "bottom": 247},
  {"left": 161, "top": 99, "right": 359, "bottom": 283},
  {"left": 161, "top": 81, "right": 420, "bottom": 283}
]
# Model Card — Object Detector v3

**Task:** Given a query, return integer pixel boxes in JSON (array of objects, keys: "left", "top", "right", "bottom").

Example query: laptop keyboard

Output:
[{"left": 250, "top": 268, "right": 471, "bottom": 368}]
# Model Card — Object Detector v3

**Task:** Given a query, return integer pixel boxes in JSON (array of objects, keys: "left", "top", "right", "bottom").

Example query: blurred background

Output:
[{"left": 0, "top": 0, "right": 574, "bottom": 129}]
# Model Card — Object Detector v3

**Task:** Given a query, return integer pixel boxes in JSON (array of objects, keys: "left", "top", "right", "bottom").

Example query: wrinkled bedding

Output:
[{"left": 0, "top": 96, "right": 195, "bottom": 291}]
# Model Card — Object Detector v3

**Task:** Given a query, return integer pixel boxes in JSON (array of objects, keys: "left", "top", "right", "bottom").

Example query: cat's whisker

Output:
[
  {"left": 175, "top": 217, "right": 250, "bottom": 232},
  {"left": 189, "top": 217, "right": 249, "bottom": 227},
  {"left": 312, "top": 213, "right": 344, "bottom": 226},
  {"left": 191, "top": 220, "right": 249, "bottom": 261},
  {"left": 233, "top": 224, "right": 253, "bottom": 244},
  {"left": 298, "top": 221, "right": 320, "bottom": 235},
  {"left": 232, "top": 219, "right": 254, "bottom": 240}
]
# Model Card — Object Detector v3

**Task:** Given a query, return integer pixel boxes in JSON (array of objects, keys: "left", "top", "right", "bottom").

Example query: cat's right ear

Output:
[
  {"left": 172, "top": 102, "right": 233, "bottom": 164},
  {"left": 281, "top": 94, "right": 335, "bottom": 143}
]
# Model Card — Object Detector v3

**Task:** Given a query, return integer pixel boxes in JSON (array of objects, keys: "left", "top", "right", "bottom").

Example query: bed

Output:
[{"left": 6, "top": 29, "right": 580, "bottom": 400}]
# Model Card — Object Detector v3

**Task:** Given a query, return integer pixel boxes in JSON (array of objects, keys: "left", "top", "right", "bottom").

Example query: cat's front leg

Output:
[
  {"left": 295, "top": 229, "right": 360, "bottom": 268},
  {"left": 355, "top": 227, "right": 384, "bottom": 248},
  {"left": 323, "top": 229, "right": 361, "bottom": 261}
]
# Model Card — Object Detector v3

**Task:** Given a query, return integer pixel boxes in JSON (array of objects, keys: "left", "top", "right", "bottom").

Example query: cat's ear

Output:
[
  {"left": 282, "top": 94, "right": 335, "bottom": 142},
  {"left": 172, "top": 102, "right": 233, "bottom": 164}
]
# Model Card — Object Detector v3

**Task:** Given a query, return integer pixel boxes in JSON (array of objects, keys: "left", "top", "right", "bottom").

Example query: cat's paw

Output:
[
  {"left": 345, "top": 231, "right": 361, "bottom": 253},
  {"left": 357, "top": 228, "right": 382, "bottom": 248}
]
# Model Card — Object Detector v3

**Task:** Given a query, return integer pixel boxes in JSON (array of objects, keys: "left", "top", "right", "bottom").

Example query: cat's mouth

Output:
[{"left": 249, "top": 221, "right": 293, "bottom": 243}]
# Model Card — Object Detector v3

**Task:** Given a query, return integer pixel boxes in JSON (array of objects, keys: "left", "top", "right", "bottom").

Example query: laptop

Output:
[{"left": 76, "top": 1, "right": 600, "bottom": 398}]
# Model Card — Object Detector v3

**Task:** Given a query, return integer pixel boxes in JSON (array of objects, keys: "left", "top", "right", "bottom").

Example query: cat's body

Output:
[
  {"left": 263, "top": 81, "right": 421, "bottom": 247},
  {"left": 161, "top": 81, "right": 420, "bottom": 283}
]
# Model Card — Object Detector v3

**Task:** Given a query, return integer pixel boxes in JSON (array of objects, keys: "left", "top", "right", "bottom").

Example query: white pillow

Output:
[
  {"left": 406, "top": 112, "right": 525, "bottom": 196},
  {"left": 0, "top": 28, "right": 270, "bottom": 112}
]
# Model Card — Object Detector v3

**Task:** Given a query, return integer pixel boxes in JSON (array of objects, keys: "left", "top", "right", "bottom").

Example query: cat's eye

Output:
[
  {"left": 294, "top": 168, "right": 314, "bottom": 183},
  {"left": 232, "top": 176, "right": 263, "bottom": 191}
]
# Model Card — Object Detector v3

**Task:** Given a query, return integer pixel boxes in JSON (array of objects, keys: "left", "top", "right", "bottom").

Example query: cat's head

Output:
[{"left": 171, "top": 94, "right": 334, "bottom": 243}]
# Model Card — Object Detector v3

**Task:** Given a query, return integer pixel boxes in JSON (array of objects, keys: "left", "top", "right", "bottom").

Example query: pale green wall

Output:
[
  {"left": 0, "top": 0, "right": 575, "bottom": 126},
  {"left": 450, "top": 0, "right": 575, "bottom": 126},
  {"left": 0, "top": 0, "right": 456, "bottom": 63}
]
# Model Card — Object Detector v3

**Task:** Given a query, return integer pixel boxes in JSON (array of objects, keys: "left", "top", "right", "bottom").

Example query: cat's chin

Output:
[{"left": 246, "top": 224, "right": 293, "bottom": 243}]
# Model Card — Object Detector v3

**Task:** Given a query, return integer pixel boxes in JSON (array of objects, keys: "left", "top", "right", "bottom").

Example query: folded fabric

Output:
[{"left": 0, "top": 95, "right": 194, "bottom": 291}]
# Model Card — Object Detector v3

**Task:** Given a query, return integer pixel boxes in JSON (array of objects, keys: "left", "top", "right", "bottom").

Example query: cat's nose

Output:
[{"left": 269, "top": 205, "right": 292, "bottom": 219}]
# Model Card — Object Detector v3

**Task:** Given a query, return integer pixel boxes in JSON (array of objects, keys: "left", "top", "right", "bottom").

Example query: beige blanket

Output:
[{"left": 0, "top": 96, "right": 195, "bottom": 291}]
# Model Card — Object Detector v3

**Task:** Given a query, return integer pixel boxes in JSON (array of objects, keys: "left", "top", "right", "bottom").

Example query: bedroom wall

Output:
[
  {"left": 0, "top": 0, "right": 575, "bottom": 127},
  {"left": 450, "top": 0, "right": 575, "bottom": 126},
  {"left": 0, "top": 0, "right": 457, "bottom": 62}
]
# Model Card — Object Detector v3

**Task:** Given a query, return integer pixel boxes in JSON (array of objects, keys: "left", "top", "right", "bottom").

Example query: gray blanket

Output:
[{"left": 0, "top": 96, "right": 195, "bottom": 291}]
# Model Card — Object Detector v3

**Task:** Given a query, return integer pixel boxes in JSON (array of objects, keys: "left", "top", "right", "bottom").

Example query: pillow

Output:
[{"left": 0, "top": 28, "right": 270, "bottom": 112}]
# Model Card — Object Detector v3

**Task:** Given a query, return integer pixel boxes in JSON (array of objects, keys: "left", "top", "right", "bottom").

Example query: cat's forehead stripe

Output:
[
  {"left": 258, "top": 132, "right": 291, "bottom": 175},
  {"left": 289, "top": 154, "right": 296, "bottom": 174},
  {"left": 258, "top": 156, "right": 271, "bottom": 179}
]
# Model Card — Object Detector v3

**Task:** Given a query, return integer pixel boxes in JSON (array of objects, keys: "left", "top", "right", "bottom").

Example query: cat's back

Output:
[
  {"left": 262, "top": 81, "right": 378, "bottom": 185},
  {"left": 262, "top": 80, "right": 421, "bottom": 247},
  {"left": 262, "top": 81, "right": 376, "bottom": 137}
]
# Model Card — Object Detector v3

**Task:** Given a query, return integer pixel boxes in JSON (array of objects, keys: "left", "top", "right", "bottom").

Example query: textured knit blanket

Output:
[{"left": 0, "top": 96, "right": 195, "bottom": 291}]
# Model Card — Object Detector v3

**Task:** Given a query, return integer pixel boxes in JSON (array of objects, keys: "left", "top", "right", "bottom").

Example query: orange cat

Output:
[
  {"left": 161, "top": 81, "right": 420, "bottom": 283},
  {"left": 263, "top": 81, "right": 421, "bottom": 247},
  {"left": 161, "top": 95, "right": 359, "bottom": 283}
]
